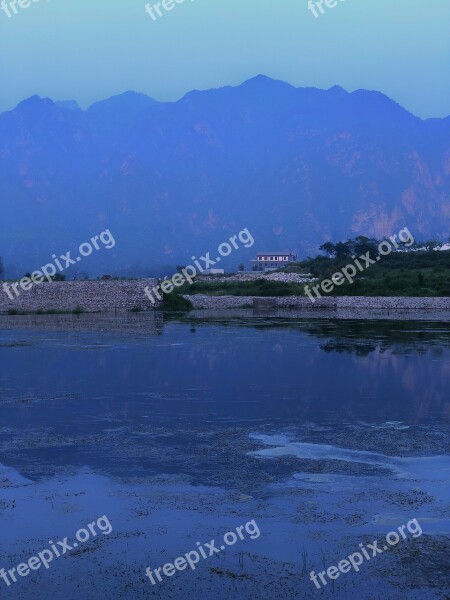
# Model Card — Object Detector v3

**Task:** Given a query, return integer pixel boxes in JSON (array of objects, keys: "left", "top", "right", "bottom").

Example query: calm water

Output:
[{"left": 0, "top": 313, "right": 449, "bottom": 599}]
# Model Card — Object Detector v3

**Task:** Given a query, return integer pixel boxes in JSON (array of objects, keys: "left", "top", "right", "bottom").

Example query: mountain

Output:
[
  {"left": 55, "top": 100, "right": 80, "bottom": 111},
  {"left": 0, "top": 76, "right": 449, "bottom": 277}
]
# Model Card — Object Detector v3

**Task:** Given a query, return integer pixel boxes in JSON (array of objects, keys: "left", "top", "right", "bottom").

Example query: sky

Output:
[{"left": 0, "top": 0, "right": 449, "bottom": 119}]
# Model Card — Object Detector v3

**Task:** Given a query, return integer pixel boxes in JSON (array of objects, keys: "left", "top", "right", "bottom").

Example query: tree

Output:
[
  {"left": 319, "top": 242, "right": 336, "bottom": 257},
  {"left": 334, "top": 241, "right": 354, "bottom": 260},
  {"left": 425, "top": 240, "right": 439, "bottom": 251},
  {"left": 238, "top": 263, "right": 245, "bottom": 272},
  {"left": 354, "top": 236, "right": 378, "bottom": 258}
]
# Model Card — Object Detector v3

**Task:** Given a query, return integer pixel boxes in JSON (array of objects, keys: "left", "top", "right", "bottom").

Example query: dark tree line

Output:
[
  {"left": 319, "top": 236, "right": 379, "bottom": 260},
  {"left": 319, "top": 236, "right": 447, "bottom": 260}
]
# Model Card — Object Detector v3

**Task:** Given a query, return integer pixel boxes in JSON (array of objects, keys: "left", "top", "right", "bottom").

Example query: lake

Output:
[{"left": 0, "top": 311, "right": 449, "bottom": 599}]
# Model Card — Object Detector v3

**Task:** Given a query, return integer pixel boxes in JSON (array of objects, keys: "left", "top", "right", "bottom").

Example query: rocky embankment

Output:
[
  {"left": 196, "top": 272, "right": 315, "bottom": 284},
  {"left": 184, "top": 294, "right": 450, "bottom": 311},
  {"left": 0, "top": 280, "right": 160, "bottom": 313}
]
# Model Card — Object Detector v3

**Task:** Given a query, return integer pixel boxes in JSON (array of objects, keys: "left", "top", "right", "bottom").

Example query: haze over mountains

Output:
[{"left": 1, "top": 75, "right": 449, "bottom": 277}]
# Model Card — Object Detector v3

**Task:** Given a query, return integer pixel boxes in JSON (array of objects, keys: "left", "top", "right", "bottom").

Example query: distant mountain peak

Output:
[
  {"left": 85, "top": 92, "right": 159, "bottom": 133},
  {"left": 327, "top": 85, "right": 347, "bottom": 94},
  {"left": 16, "top": 95, "right": 53, "bottom": 109},
  {"left": 241, "top": 74, "right": 295, "bottom": 89},
  {"left": 87, "top": 91, "right": 157, "bottom": 112},
  {"left": 55, "top": 100, "right": 80, "bottom": 111},
  {"left": 245, "top": 74, "right": 274, "bottom": 84},
  {"left": 350, "top": 88, "right": 420, "bottom": 121}
]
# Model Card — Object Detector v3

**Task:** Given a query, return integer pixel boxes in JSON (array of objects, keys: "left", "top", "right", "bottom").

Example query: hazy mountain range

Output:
[{"left": 1, "top": 75, "right": 449, "bottom": 277}]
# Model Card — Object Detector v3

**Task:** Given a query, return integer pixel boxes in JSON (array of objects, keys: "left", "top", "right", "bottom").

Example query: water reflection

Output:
[{"left": 0, "top": 311, "right": 448, "bottom": 480}]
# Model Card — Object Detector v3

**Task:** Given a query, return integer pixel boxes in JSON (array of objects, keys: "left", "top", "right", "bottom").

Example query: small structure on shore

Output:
[
  {"left": 250, "top": 252, "right": 297, "bottom": 272},
  {"left": 202, "top": 268, "right": 225, "bottom": 275}
]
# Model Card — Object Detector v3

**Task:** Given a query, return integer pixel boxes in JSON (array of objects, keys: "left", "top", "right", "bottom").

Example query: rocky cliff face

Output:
[{"left": 1, "top": 77, "right": 449, "bottom": 275}]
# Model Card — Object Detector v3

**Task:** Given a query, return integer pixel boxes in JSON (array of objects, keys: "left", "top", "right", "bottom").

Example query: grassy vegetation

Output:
[
  {"left": 293, "top": 250, "right": 450, "bottom": 297},
  {"left": 162, "top": 291, "right": 193, "bottom": 312},
  {"left": 181, "top": 250, "right": 450, "bottom": 298}
]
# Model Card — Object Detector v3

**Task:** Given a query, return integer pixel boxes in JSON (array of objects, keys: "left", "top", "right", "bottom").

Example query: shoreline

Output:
[
  {"left": 1, "top": 287, "right": 449, "bottom": 317},
  {"left": 0, "top": 279, "right": 161, "bottom": 314},
  {"left": 182, "top": 294, "right": 450, "bottom": 312}
]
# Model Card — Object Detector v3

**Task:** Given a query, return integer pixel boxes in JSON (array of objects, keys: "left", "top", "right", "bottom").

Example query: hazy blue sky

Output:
[{"left": 1, "top": 0, "right": 449, "bottom": 118}]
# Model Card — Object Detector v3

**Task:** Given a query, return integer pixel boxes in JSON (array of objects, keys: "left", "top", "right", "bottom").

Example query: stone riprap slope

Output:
[
  {"left": 196, "top": 272, "right": 315, "bottom": 284},
  {"left": 184, "top": 294, "right": 450, "bottom": 311},
  {"left": 0, "top": 280, "right": 160, "bottom": 313}
]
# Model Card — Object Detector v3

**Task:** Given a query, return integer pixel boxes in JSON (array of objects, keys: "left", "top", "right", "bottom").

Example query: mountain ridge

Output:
[{"left": 0, "top": 76, "right": 449, "bottom": 277}]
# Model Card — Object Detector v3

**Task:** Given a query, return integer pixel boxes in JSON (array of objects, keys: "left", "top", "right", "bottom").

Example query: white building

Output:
[
  {"left": 250, "top": 252, "right": 297, "bottom": 272},
  {"left": 202, "top": 268, "right": 225, "bottom": 275}
]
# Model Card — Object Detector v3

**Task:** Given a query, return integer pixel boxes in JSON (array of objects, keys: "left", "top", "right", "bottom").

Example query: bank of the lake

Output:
[
  {"left": 0, "top": 279, "right": 161, "bottom": 314},
  {"left": 182, "top": 294, "right": 450, "bottom": 312}
]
